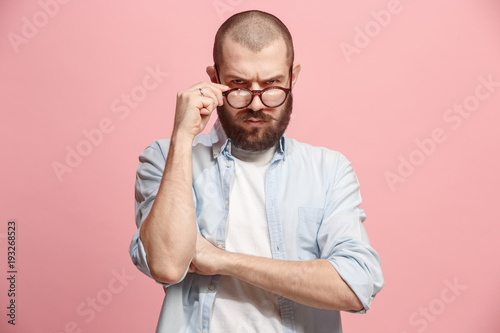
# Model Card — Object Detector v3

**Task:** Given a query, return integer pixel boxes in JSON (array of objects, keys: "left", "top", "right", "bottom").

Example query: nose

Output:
[
  {"left": 247, "top": 91, "right": 265, "bottom": 111},
  {"left": 248, "top": 82, "right": 265, "bottom": 111}
]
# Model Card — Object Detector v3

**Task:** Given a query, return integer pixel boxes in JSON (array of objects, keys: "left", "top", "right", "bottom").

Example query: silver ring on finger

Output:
[{"left": 199, "top": 88, "right": 204, "bottom": 96}]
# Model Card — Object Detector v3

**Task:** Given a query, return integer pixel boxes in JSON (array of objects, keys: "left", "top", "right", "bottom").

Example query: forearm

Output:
[
  {"left": 140, "top": 133, "right": 197, "bottom": 284},
  {"left": 219, "top": 252, "right": 363, "bottom": 311}
]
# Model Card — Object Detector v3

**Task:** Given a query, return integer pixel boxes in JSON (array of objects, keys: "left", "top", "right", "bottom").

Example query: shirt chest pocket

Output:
[{"left": 297, "top": 207, "right": 324, "bottom": 260}]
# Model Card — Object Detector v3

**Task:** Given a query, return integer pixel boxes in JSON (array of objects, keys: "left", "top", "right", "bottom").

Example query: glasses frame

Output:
[{"left": 214, "top": 64, "right": 293, "bottom": 109}]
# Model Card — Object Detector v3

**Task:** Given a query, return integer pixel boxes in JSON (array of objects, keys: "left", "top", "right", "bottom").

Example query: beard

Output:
[{"left": 217, "top": 94, "right": 293, "bottom": 152}]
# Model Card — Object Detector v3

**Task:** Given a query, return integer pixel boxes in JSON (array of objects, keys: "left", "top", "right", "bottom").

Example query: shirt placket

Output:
[
  {"left": 200, "top": 146, "right": 234, "bottom": 333},
  {"left": 266, "top": 155, "right": 296, "bottom": 333}
]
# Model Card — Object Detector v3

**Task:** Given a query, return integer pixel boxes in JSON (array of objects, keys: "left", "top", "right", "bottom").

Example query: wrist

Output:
[
  {"left": 171, "top": 129, "right": 195, "bottom": 147},
  {"left": 218, "top": 250, "right": 242, "bottom": 276}
]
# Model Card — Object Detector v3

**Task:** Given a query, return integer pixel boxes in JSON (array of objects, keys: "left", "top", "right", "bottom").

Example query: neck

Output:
[{"left": 231, "top": 142, "right": 278, "bottom": 165}]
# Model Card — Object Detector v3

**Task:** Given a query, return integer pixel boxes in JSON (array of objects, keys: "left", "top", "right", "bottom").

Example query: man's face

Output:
[{"left": 216, "top": 38, "right": 293, "bottom": 151}]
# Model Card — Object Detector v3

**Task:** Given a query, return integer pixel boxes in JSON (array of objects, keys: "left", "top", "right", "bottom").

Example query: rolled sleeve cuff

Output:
[
  {"left": 327, "top": 247, "right": 385, "bottom": 313},
  {"left": 128, "top": 227, "right": 189, "bottom": 288}
]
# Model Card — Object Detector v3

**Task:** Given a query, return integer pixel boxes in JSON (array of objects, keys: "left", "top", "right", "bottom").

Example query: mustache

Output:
[{"left": 236, "top": 109, "right": 275, "bottom": 122}]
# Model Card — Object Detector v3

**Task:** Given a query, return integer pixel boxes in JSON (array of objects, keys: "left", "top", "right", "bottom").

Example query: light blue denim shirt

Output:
[{"left": 129, "top": 120, "right": 384, "bottom": 333}]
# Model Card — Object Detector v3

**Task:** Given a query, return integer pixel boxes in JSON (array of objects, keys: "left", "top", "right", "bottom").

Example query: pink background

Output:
[{"left": 1, "top": 0, "right": 499, "bottom": 332}]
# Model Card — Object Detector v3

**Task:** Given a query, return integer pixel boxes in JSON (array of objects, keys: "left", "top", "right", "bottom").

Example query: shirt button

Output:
[
  {"left": 225, "top": 200, "right": 229, "bottom": 206},
  {"left": 208, "top": 284, "right": 215, "bottom": 291},
  {"left": 226, "top": 161, "right": 232, "bottom": 168},
  {"left": 217, "top": 245, "right": 223, "bottom": 249},
  {"left": 202, "top": 330, "right": 207, "bottom": 333}
]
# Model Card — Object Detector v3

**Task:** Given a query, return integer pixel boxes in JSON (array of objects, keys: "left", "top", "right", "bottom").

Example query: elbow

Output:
[
  {"left": 342, "top": 283, "right": 366, "bottom": 312},
  {"left": 324, "top": 293, "right": 364, "bottom": 312},
  {"left": 348, "top": 296, "right": 364, "bottom": 312},
  {"left": 326, "top": 279, "right": 366, "bottom": 312},
  {"left": 142, "top": 241, "right": 195, "bottom": 284},
  {"left": 149, "top": 262, "right": 189, "bottom": 285}
]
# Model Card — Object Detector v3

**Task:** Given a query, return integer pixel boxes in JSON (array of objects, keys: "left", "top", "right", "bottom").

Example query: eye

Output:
[
  {"left": 266, "top": 79, "right": 277, "bottom": 85},
  {"left": 232, "top": 79, "right": 246, "bottom": 85}
]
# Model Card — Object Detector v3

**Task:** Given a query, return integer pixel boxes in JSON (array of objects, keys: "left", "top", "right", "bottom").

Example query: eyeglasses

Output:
[{"left": 215, "top": 65, "right": 292, "bottom": 109}]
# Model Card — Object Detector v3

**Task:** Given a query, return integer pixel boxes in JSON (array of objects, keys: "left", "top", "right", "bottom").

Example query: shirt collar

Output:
[{"left": 210, "top": 119, "right": 287, "bottom": 160}]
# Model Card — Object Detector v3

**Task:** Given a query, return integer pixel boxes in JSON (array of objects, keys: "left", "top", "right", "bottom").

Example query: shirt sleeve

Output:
[
  {"left": 319, "top": 152, "right": 384, "bottom": 313},
  {"left": 128, "top": 140, "right": 192, "bottom": 287},
  {"left": 128, "top": 141, "right": 166, "bottom": 284}
]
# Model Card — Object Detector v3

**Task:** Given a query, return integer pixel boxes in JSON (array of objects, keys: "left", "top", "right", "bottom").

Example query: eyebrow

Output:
[{"left": 224, "top": 73, "right": 286, "bottom": 83}]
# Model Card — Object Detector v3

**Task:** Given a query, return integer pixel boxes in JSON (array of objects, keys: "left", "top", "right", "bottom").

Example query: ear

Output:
[
  {"left": 291, "top": 63, "right": 301, "bottom": 89},
  {"left": 206, "top": 66, "right": 218, "bottom": 84}
]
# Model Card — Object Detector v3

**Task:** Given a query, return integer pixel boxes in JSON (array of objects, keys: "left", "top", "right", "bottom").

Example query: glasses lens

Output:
[
  {"left": 227, "top": 89, "right": 252, "bottom": 108},
  {"left": 262, "top": 88, "right": 287, "bottom": 107}
]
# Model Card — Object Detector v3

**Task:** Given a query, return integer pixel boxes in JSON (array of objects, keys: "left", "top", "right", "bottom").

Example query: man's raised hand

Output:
[{"left": 173, "top": 82, "right": 229, "bottom": 140}]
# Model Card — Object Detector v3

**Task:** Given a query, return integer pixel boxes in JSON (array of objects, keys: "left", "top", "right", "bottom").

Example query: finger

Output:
[
  {"left": 197, "top": 97, "right": 216, "bottom": 115},
  {"left": 209, "top": 83, "right": 229, "bottom": 106},
  {"left": 196, "top": 87, "right": 220, "bottom": 108},
  {"left": 211, "top": 82, "right": 230, "bottom": 90},
  {"left": 195, "top": 83, "right": 229, "bottom": 106},
  {"left": 214, "top": 87, "right": 225, "bottom": 106},
  {"left": 198, "top": 82, "right": 229, "bottom": 92},
  {"left": 199, "top": 108, "right": 211, "bottom": 116}
]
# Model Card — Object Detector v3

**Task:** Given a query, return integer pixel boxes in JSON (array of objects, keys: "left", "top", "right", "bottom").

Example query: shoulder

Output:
[
  {"left": 285, "top": 137, "right": 351, "bottom": 169},
  {"left": 137, "top": 139, "right": 170, "bottom": 168},
  {"left": 139, "top": 132, "right": 214, "bottom": 160},
  {"left": 138, "top": 133, "right": 216, "bottom": 177},
  {"left": 141, "top": 139, "right": 170, "bottom": 156}
]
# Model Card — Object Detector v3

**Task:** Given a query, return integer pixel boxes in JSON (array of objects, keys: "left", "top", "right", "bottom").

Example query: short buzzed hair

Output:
[{"left": 213, "top": 10, "right": 294, "bottom": 67}]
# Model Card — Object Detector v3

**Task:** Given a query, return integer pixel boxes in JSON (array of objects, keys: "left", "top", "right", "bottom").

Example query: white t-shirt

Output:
[{"left": 210, "top": 144, "right": 283, "bottom": 333}]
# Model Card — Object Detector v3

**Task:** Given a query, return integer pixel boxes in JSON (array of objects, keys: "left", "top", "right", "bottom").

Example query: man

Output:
[{"left": 129, "top": 10, "right": 384, "bottom": 333}]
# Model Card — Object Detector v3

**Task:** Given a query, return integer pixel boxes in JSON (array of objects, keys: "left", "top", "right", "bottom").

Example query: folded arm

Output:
[
  {"left": 189, "top": 234, "right": 363, "bottom": 311},
  {"left": 136, "top": 82, "right": 229, "bottom": 284}
]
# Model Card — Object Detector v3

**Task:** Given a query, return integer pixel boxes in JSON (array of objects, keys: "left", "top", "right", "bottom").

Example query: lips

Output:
[
  {"left": 236, "top": 110, "right": 273, "bottom": 128},
  {"left": 239, "top": 110, "right": 271, "bottom": 120},
  {"left": 244, "top": 119, "right": 266, "bottom": 127}
]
